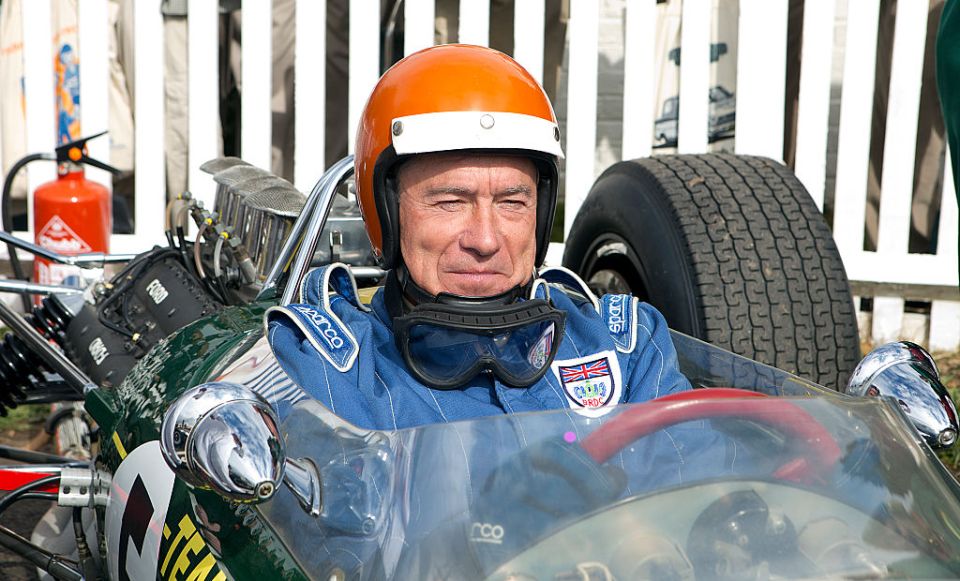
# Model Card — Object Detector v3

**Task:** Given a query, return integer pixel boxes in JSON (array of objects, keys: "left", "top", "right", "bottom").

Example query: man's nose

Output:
[{"left": 460, "top": 205, "right": 500, "bottom": 256}]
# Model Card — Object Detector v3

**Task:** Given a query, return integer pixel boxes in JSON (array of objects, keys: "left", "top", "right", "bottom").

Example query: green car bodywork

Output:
[{"left": 86, "top": 303, "right": 310, "bottom": 581}]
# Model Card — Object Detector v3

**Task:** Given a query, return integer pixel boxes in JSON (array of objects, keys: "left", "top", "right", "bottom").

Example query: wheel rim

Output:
[
  {"left": 587, "top": 269, "right": 631, "bottom": 295},
  {"left": 580, "top": 234, "right": 648, "bottom": 301}
]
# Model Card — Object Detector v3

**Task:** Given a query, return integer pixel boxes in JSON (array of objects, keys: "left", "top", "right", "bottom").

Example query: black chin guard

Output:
[{"left": 386, "top": 267, "right": 565, "bottom": 389}]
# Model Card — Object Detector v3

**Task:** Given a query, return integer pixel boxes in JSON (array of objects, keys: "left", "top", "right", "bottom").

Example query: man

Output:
[
  {"left": 266, "top": 44, "right": 735, "bottom": 575},
  {"left": 268, "top": 44, "right": 689, "bottom": 428}
]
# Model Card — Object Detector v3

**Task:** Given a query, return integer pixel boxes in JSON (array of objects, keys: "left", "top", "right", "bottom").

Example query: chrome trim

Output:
[
  {"left": 0, "top": 280, "right": 83, "bottom": 296},
  {"left": 161, "top": 382, "right": 328, "bottom": 513},
  {"left": 68, "top": 253, "right": 138, "bottom": 265},
  {"left": 351, "top": 266, "right": 385, "bottom": 280},
  {"left": 160, "top": 383, "right": 285, "bottom": 502},
  {"left": 846, "top": 342, "right": 958, "bottom": 449},
  {"left": 258, "top": 155, "right": 356, "bottom": 303},
  {"left": 284, "top": 457, "right": 322, "bottom": 516},
  {"left": 0, "top": 231, "right": 134, "bottom": 265},
  {"left": 847, "top": 341, "right": 940, "bottom": 388}
]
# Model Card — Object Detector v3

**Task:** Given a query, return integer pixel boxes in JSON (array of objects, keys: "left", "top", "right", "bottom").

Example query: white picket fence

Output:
[{"left": 2, "top": 0, "right": 959, "bottom": 350}]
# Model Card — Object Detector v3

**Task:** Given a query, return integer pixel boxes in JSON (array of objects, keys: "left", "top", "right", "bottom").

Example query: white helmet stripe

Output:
[{"left": 391, "top": 111, "right": 565, "bottom": 159}]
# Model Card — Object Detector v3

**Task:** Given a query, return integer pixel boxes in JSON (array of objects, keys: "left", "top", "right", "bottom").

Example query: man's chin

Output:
[{"left": 439, "top": 274, "right": 515, "bottom": 297}]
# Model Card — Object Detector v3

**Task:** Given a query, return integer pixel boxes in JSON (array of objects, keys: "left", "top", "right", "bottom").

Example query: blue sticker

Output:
[{"left": 601, "top": 294, "right": 636, "bottom": 353}]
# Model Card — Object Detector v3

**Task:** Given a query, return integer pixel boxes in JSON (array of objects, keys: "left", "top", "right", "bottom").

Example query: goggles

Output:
[{"left": 393, "top": 298, "right": 566, "bottom": 390}]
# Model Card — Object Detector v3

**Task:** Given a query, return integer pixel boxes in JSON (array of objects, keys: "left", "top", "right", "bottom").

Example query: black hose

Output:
[
  {"left": 17, "top": 492, "right": 58, "bottom": 502},
  {"left": 0, "top": 301, "right": 93, "bottom": 395},
  {"left": 73, "top": 507, "right": 99, "bottom": 580},
  {"left": 96, "top": 506, "right": 107, "bottom": 565},
  {"left": 2, "top": 153, "right": 56, "bottom": 311},
  {"left": 0, "top": 474, "right": 59, "bottom": 521},
  {"left": 176, "top": 225, "right": 197, "bottom": 279},
  {"left": 0, "top": 524, "right": 82, "bottom": 581},
  {"left": 0, "top": 445, "right": 78, "bottom": 464}
]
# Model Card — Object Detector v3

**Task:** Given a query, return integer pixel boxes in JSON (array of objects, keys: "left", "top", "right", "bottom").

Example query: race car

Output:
[{"left": 0, "top": 154, "right": 955, "bottom": 580}]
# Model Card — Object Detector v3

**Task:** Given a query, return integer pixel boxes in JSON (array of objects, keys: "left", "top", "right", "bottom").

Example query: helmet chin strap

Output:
[{"left": 384, "top": 263, "right": 537, "bottom": 320}]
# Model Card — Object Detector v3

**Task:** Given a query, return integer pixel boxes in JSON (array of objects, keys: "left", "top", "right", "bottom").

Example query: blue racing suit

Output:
[
  {"left": 266, "top": 263, "right": 690, "bottom": 428},
  {"left": 264, "top": 264, "right": 746, "bottom": 577}
]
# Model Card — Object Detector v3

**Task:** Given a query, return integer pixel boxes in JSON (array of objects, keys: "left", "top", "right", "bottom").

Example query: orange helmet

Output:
[{"left": 354, "top": 44, "right": 564, "bottom": 269}]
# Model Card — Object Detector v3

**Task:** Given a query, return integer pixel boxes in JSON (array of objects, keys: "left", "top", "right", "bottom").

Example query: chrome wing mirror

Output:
[
  {"left": 160, "top": 383, "right": 321, "bottom": 515},
  {"left": 846, "top": 342, "right": 958, "bottom": 449}
]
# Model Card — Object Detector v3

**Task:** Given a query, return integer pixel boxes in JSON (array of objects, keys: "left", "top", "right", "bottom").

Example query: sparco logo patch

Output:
[
  {"left": 266, "top": 303, "right": 359, "bottom": 372},
  {"left": 470, "top": 522, "right": 504, "bottom": 544},
  {"left": 601, "top": 294, "right": 636, "bottom": 353},
  {"left": 605, "top": 294, "right": 627, "bottom": 333},
  {"left": 291, "top": 305, "right": 346, "bottom": 349}
]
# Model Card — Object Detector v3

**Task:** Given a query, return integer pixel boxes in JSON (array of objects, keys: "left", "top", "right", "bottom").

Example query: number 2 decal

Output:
[
  {"left": 117, "top": 476, "right": 154, "bottom": 581},
  {"left": 105, "top": 441, "right": 177, "bottom": 581}
]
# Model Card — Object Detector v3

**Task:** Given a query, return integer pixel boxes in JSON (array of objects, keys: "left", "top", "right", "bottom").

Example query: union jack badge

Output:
[{"left": 552, "top": 350, "right": 622, "bottom": 417}]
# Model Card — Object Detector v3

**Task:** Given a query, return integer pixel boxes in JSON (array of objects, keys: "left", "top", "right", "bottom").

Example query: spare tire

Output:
[{"left": 562, "top": 154, "right": 860, "bottom": 389}]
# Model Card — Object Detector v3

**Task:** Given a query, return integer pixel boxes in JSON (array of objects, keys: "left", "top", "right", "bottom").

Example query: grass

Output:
[{"left": 0, "top": 405, "right": 46, "bottom": 433}]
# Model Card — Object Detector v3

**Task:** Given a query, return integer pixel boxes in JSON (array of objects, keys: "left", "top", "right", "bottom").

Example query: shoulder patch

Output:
[
  {"left": 600, "top": 294, "right": 638, "bottom": 353},
  {"left": 265, "top": 304, "right": 359, "bottom": 372}
]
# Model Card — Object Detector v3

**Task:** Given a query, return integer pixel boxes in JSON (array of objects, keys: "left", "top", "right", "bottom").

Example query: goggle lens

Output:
[{"left": 404, "top": 318, "right": 561, "bottom": 389}]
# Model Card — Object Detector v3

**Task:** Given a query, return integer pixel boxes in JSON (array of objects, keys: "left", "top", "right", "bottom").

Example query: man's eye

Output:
[{"left": 501, "top": 199, "right": 529, "bottom": 209}]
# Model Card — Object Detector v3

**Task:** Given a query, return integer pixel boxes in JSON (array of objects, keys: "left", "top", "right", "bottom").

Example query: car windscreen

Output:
[{"left": 257, "top": 395, "right": 960, "bottom": 580}]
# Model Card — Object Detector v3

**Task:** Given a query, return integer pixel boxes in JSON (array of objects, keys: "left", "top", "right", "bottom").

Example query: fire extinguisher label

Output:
[
  {"left": 38, "top": 215, "right": 93, "bottom": 253},
  {"left": 37, "top": 261, "right": 83, "bottom": 287}
]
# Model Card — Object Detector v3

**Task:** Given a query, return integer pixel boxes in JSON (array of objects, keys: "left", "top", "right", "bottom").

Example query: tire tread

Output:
[{"left": 570, "top": 154, "right": 860, "bottom": 388}]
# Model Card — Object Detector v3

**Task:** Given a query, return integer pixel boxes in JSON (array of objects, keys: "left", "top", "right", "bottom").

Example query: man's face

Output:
[{"left": 397, "top": 153, "right": 538, "bottom": 297}]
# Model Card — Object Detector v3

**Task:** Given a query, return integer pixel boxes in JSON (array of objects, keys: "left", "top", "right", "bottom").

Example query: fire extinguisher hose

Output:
[{"left": 2, "top": 153, "right": 57, "bottom": 311}]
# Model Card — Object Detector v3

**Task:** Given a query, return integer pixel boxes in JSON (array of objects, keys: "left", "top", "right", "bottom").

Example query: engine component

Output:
[
  {"left": 0, "top": 158, "right": 371, "bottom": 399},
  {"left": 131, "top": 254, "right": 222, "bottom": 336},
  {"left": 240, "top": 184, "right": 306, "bottom": 280},
  {"left": 209, "top": 165, "right": 273, "bottom": 226},
  {"left": 312, "top": 193, "right": 376, "bottom": 268},
  {"left": 64, "top": 303, "right": 141, "bottom": 389},
  {"left": 0, "top": 333, "right": 44, "bottom": 409},
  {"left": 63, "top": 247, "right": 222, "bottom": 388},
  {"left": 0, "top": 294, "right": 86, "bottom": 412}
]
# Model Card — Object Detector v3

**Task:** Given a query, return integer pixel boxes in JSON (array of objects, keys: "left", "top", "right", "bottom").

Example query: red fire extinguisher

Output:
[{"left": 32, "top": 133, "right": 119, "bottom": 290}]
